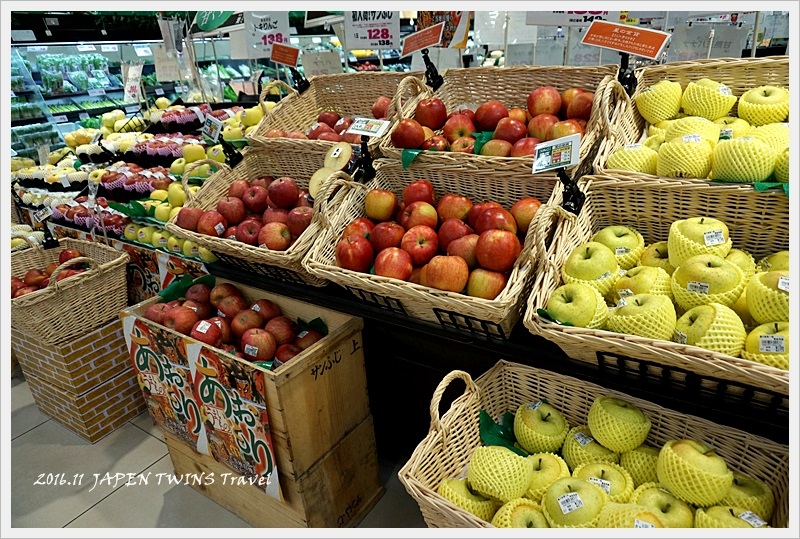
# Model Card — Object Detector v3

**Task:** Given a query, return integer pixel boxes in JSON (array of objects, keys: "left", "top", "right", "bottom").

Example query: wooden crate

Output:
[
  {"left": 165, "top": 415, "right": 383, "bottom": 527},
  {"left": 11, "top": 320, "right": 130, "bottom": 395},
  {"left": 25, "top": 368, "right": 146, "bottom": 443}
]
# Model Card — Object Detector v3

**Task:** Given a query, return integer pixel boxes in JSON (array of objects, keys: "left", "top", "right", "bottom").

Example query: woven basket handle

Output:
[
  {"left": 527, "top": 203, "right": 577, "bottom": 274},
  {"left": 259, "top": 80, "right": 298, "bottom": 116},
  {"left": 47, "top": 256, "right": 100, "bottom": 289},
  {"left": 599, "top": 77, "right": 635, "bottom": 143},
  {"left": 181, "top": 159, "right": 231, "bottom": 202},
  {"left": 429, "top": 370, "right": 479, "bottom": 434},
  {"left": 388, "top": 76, "right": 433, "bottom": 122},
  {"left": 10, "top": 233, "right": 41, "bottom": 250},
  {"left": 313, "top": 170, "right": 368, "bottom": 228}
]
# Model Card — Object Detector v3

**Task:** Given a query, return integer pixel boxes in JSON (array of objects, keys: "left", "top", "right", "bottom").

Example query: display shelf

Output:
[
  {"left": 10, "top": 48, "right": 60, "bottom": 143},
  {"left": 11, "top": 117, "right": 47, "bottom": 126}
]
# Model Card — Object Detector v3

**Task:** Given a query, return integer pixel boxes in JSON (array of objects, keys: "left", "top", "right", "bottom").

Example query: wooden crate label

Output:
[{"left": 311, "top": 336, "right": 361, "bottom": 381}]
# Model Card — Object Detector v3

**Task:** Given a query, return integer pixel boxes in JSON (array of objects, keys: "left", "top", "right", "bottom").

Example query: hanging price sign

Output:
[
  {"left": 581, "top": 20, "right": 671, "bottom": 60},
  {"left": 123, "top": 63, "right": 143, "bottom": 103},
  {"left": 532, "top": 134, "right": 581, "bottom": 174},
  {"left": 202, "top": 115, "right": 224, "bottom": 143},
  {"left": 270, "top": 43, "right": 300, "bottom": 67},
  {"left": 245, "top": 12, "right": 291, "bottom": 59},
  {"left": 344, "top": 11, "right": 401, "bottom": 50},
  {"left": 401, "top": 22, "right": 445, "bottom": 57}
]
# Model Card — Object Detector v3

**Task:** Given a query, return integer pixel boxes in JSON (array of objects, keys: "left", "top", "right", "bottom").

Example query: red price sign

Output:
[
  {"left": 581, "top": 20, "right": 671, "bottom": 60},
  {"left": 270, "top": 43, "right": 300, "bottom": 67},
  {"left": 401, "top": 22, "right": 445, "bottom": 58}
]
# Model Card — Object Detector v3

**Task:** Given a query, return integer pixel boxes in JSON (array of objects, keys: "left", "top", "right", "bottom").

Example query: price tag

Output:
[
  {"left": 344, "top": 11, "right": 401, "bottom": 50},
  {"left": 597, "top": 271, "right": 612, "bottom": 281},
  {"left": 182, "top": 85, "right": 189, "bottom": 93},
  {"left": 33, "top": 207, "right": 53, "bottom": 222},
  {"left": 51, "top": 115, "right": 68, "bottom": 123},
  {"left": 301, "top": 51, "right": 344, "bottom": 77},
  {"left": 202, "top": 115, "right": 224, "bottom": 143},
  {"left": 525, "top": 11, "right": 622, "bottom": 27},
  {"left": 703, "top": 230, "right": 725, "bottom": 246},
  {"left": 778, "top": 277, "right": 789, "bottom": 292},
  {"left": 634, "top": 519, "right": 656, "bottom": 528},
  {"left": 101, "top": 44, "right": 119, "bottom": 52},
  {"left": 79, "top": 112, "right": 90, "bottom": 120},
  {"left": 88, "top": 88, "right": 106, "bottom": 97},
  {"left": 505, "top": 43, "right": 535, "bottom": 66},
  {"left": 125, "top": 105, "right": 140, "bottom": 114},
  {"left": 123, "top": 63, "right": 143, "bottom": 103},
  {"left": 581, "top": 20, "right": 671, "bottom": 60},
  {"left": 719, "top": 85, "right": 732, "bottom": 96},
  {"left": 759, "top": 335, "right": 785, "bottom": 353},
  {"left": 674, "top": 329, "right": 688, "bottom": 345},
  {"left": 618, "top": 288, "right": 634, "bottom": 299},
  {"left": 244, "top": 344, "right": 259, "bottom": 357},
  {"left": 401, "top": 22, "right": 445, "bottom": 57},
  {"left": 245, "top": 11, "right": 291, "bottom": 58},
  {"left": 557, "top": 492, "right": 584, "bottom": 514},
  {"left": 134, "top": 44, "right": 153, "bottom": 57},
  {"left": 77, "top": 44, "right": 96, "bottom": 52},
  {"left": 346, "top": 117, "right": 391, "bottom": 138},
  {"left": 719, "top": 128, "right": 733, "bottom": 140},
  {"left": 624, "top": 143, "right": 642, "bottom": 150},
  {"left": 155, "top": 88, "right": 165, "bottom": 96},
  {"left": 682, "top": 134, "right": 702, "bottom": 143},
  {"left": 615, "top": 247, "right": 631, "bottom": 256},
  {"left": 588, "top": 477, "right": 611, "bottom": 494},
  {"left": 737, "top": 511, "right": 767, "bottom": 528},
  {"left": 214, "top": 222, "right": 225, "bottom": 235},
  {"left": 270, "top": 42, "right": 300, "bottom": 67},
  {"left": 616, "top": 298, "right": 628, "bottom": 308},
  {"left": 27, "top": 45, "right": 48, "bottom": 52},
  {"left": 195, "top": 321, "right": 212, "bottom": 334},
  {"left": 574, "top": 431, "right": 594, "bottom": 446},
  {"left": 60, "top": 174, "right": 70, "bottom": 187},
  {"left": 687, "top": 281, "right": 710, "bottom": 294},
  {"left": 526, "top": 401, "right": 542, "bottom": 411},
  {"left": 153, "top": 44, "right": 181, "bottom": 82},
  {"left": 532, "top": 134, "right": 581, "bottom": 174},
  {"left": 36, "top": 144, "right": 51, "bottom": 165}
]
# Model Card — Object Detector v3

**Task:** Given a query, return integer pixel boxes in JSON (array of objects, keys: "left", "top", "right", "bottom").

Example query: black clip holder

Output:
[
  {"left": 288, "top": 67, "right": 310, "bottom": 95},
  {"left": 421, "top": 49, "right": 444, "bottom": 91},
  {"left": 353, "top": 136, "right": 376, "bottom": 184},
  {"left": 40, "top": 218, "right": 60, "bottom": 250},
  {"left": 557, "top": 168, "right": 586, "bottom": 216},
  {"left": 618, "top": 52, "right": 637, "bottom": 96},
  {"left": 219, "top": 137, "right": 244, "bottom": 168}
]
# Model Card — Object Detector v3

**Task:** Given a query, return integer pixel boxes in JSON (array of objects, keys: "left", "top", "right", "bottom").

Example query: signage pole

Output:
[{"left": 751, "top": 11, "right": 761, "bottom": 57}]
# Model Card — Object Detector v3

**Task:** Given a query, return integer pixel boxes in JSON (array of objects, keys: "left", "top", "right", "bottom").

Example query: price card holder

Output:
[
  {"left": 346, "top": 118, "right": 391, "bottom": 138},
  {"left": 50, "top": 115, "right": 68, "bottom": 123},
  {"left": 101, "top": 44, "right": 119, "bottom": 52},
  {"left": 79, "top": 112, "right": 90, "bottom": 120},
  {"left": 581, "top": 20, "right": 671, "bottom": 60},
  {"left": 125, "top": 105, "right": 140, "bottom": 114},
  {"left": 155, "top": 88, "right": 165, "bottom": 96},
  {"left": 134, "top": 44, "right": 153, "bottom": 57},
  {"left": 202, "top": 115, "right": 224, "bottom": 143},
  {"left": 88, "top": 88, "right": 106, "bottom": 97},
  {"left": 533, "top": 134, "right": 581, "bottom": 174},
  {"left": 33, "top": 207, "right": 53, "bottom": 223},
  {"left": 77, "top": 44, "right": 96, "bottom": 52}
]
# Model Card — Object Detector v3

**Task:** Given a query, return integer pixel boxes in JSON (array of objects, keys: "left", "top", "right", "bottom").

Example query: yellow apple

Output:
[
  {"left": 240, "top": 105, "right": 264, "bottom": 127},
  {"left": 169, "top": 206, "right": 181, "bottom": 220},
  {"left": 154, "top": 202, "right": 173, "bottom": 222},
  {"left": 167, "top": 182, "right": 186, "bottom": 207},
  {"left": 170, "top": 158, "right": 187, "bottom": 176},
  {"left": 150, "top": 229, "right": 172, "bottom": 250},
  {"left": 167, "top": 235, "right": 185, "bottom": 254},
  {"left": 149, "top": 189, "right": 169, "bottom": 202},
  {"left": 137, "top": 226, "right": 156, "bottom": 244},
  {"left": 155, "top": 97, "right": 170, "bottom": 109},
  {"left": 182, "top": 239, "right": 200, "bottom": 258},
  {"left": 198, "top": 247, "right": 218, "bottom": 263},
  {"left": 182, "top": 144, "right": 207, "bottom": 163},
  {"left": 206, "top": 145, "right": 226, "bottom": 163},
  {"left": 223, "top": 126, "right": 245, "bottom": 140}
]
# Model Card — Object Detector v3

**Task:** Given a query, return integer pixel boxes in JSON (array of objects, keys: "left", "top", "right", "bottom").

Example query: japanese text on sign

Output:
[
  {"left": 123, "top": 63, "right": 143, "bottom": 103},
  {"left": 401, "top": 22, "right": 445, "bottom": 57},
  {"left": 533, "top": 134, "right": 581, "bottom": 174},
  {"left": 581, "top": 20, "right": 671, "bottom": 60},
  {"left": 526, "top": 11, "right": 622, "bottom": 27},
  {"left": 245, "top": 12, "right": 290, "bottom": 59},
  {"left": 302, "top": 51, "right": 343, "bottom": 77},
  {"left": 346, "top": 117, "right": 391, "bottom": 138},
  {"left": 202, "top": 115, "right": 224, "bottom": 143},
  {"left": 344, "top": 11, "right": 401, "bottom": 49},
  {"left": 270, "top": 43, "right": 300, "bottom": 67}
]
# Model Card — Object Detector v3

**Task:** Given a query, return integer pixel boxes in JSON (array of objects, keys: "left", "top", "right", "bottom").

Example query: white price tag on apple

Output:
[
  {"left": 195, "top": 321, "right": 212, "bottom": 334},
  {"left": 673, "top": 329, "right": 688, "bottom": 345},
  {"left": 526, "top": 401, "right": 542, "bottom": 411},
  {"left": 532, "top": 134, "right": 581, "bottom": 174},
  {"left": 618, "top": 288, "right": 634, "bottom": 298},
  {"left": 346, "top": 117, "right": 391, "bottom": 138},
  {"left": 704, "top": 229, "right": 725, "bottom": 246},
  {"left": 557, "top": 492, "right": 584, "bottom": 514},
  {"left": 778, "top": 277, "right": 789, "bottom": 292},
  {"left": 634, "top": 519, "right": 656, "bottom": 528},
  {"left": 615, "top": 247, "right": 631, "bottom": 256},
  {"left": 719, "top": 128, "right": 733, "bottom": 140},
  {"left": 202, "top": 115, "right": 224, "bottom": 143},
  {"left": 682, "top": 134, "right": 702, "bottom": 143},
  {"left": 759, "top": 335, "right": 785, "bottom": 353},
  {"left": 588, "top": 477, "right": 611, "bottom": 494},
  {"left": 244, "top": 344, "right": 259, "bottom": 357},
  {"left": 738, "top": 511, "right": 767, "bottom": 528},
  {"left": 597, "top": 271, "right": 612, "bottom": 281},
  {"left": 88, "top": 88, "right": 106, "bottom": 97},
  {"left": 687, "top": 281, "right": 710, "bottom": 295},
  {"left": 718, "top": 85, "right": 732, "bottom": 96},
  {"left": 624, "top": 143, "right": 642, "bottom": 150},
  {"left": 615, "top": 298, "right": 628, "bottom": 308},
  {"left": 214, "top": 222, "right": 225, "bottom": 235},
  {"left": 574, "top": 431, "right": 594, "bottom": 446}
]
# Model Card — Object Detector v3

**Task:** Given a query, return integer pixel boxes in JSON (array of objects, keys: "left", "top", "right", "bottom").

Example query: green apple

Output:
[
  {"left": 606, "top": 293, "right": 676, "bottom": 341},
  {"left": 468, "top": 446, "right": 533, "bottom": 503},
  {"left": 667, "top": 217, "right": 731, "bottom": 268},
  {"left": 545, "top": 283, "right": 608, "bottom": 329},
  {"left": 491, "top": 497, "right": 549, "bottom": 528},
  {"left": 197, "top": 246, "right": 218, "bottom": 263},
  {"left": 725, "top": 248, "right": 756, "bottom": 282},
  {"left": 749, "top": 122, "right": 789, "bottom": 152},
  {"left": 746, "top": 270, "right": 789, "bottom": 324},
  {"left": 757, "top": 250, "right": 789, "bottom": 272},
  {"left": 436, "top": 477, "right": 500, "bottom": 522},
  {"left": 606, "top": 144, "right": 658, "bottom": 175},
  {"left": 149, "top": 189, "right": 169, "bottom": 202},
  {"left": 741, "top": 322, "right": 789, "bottom": 370},
  {"left": 730, "top": 288, "right": 755, "bottom": 329},
  {"left": 596, "top": 502, "right": 665, "bottom": 528},
  {"left": 639, "top": 241, "right": 676, "bottom": 276},
  {"left": 514, "top": 402, "right": 569, "bottom": 454},
  {"left": 561, "top": 241, "right": 620, "bottom": 298},
  {"left": 169, "top": 206, "right": 182, "bottom": 220},
  {"left": 206, "top": 144, "right": 226, "bottom": 163},
  {"left": 182, "top": 144, "right": 207, "bottom": 163},
  {"left": 154, "top": 202, "right": 173, "bottom": 222},
  {"left": 620, "top": 445, "right": 660, "bottom": 487},
  {"left": 587, "top": 396, "right": 651, "bottom": 454},
  {"left": 713, "top": 137, "right": 776, "bottom": 183},
  {"left": 562, "top": 425, "right": 619, "bottom": 472},
  {"left": 773, "top": 147, "right": 789, "bottom": 182},
  {"left": 137, "top": 226, "right": 156, "bottom": 244},
  {"left": 737, "top": 85, "right": 789, "bottom": 126},
  {"left": 123, "top": 223, "right": 141, "bottom": 242},
  {"left": 614, "top": 266, "right": 672, "bottom": 304},
  {"left": 671, "top": 254, "right": 745, "bottom": 311},
  {"left": 182, "top": 238, "right": 200, "bottom": 258},
  {"left": 167, "top": 235, "right": 185, "bottom": 255},
  {"left": 673, "top": 303, "right": 746, "bottom": 357},
  {"left": 714, "top": 116, "right": 751, "bottom": 139},
  {"left": 193, "top": 164, "right": 212, "bottom": 178},
  {"left": 167, "top": 181, "right": 187, "bottom": 207},
  {"left": 170, "top": 158, "right": 187, "bottom": 176},
  {"left": 680, "top": 78, "right": 736, "bottom": 120},
  {"left": 524, "top": 453, "right": 571, "bottom": 503},
  {"left": 150, "top": 229, "right": 172, "bottom": 250},
  {"left": 719, "top": 472, "right": 775, "bottom": 522},
  {"left": 634, "top": 80, "right": 683, "bottom": 125},
  {"left": 541, "top": 477, "right": 608, "bottom": 528},
  {"left": 656, "top": 439, "right": 733, "bottom": 506},
  {"left": 591, "top": 226, "right": 645, "bottom": 270},
  {"left": 630, "top": 482, "right": 694, "bottom": 527},
  {"left": 572, "top": 462, "right": 634, "bottom": 504},
  {"left": 695, "top": 505, "right": 769, "bottom": 528}
]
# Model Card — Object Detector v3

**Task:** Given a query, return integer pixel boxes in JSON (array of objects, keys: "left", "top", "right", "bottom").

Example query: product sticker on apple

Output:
[
  {"left": 703, "top": 230, "right": 725, "bottom": 246},
  {"left": 634, "top": 519, "right": 656, "bottom": 528},
  {"left": 718, "top": 85, "right": 732, "bottom": 96},
  {"left": 759, "top": 335, "right": 785, "bottom": 353},
  {"left": 687, "top": 281, "right": 710, "bottom": 295},
  {"left": 244, "top": 344, "right": 259, "bottom": 356},
  {"left": 618, "top": 288, "right": 634, "bottom": 298},
  {"left": 597, "top": 271, "right": 612, "bottom": 281},
  {"left": 618, "top": 269, "right": 627, "bottom": 277},
  {"left": 217, "top": 309, "right": 226, "bottom": 318},
  {"left": 526, "top": 401, "right": 542, "bottom": 411},
  {"left": 557, "top": 492, "right": 584, "bottom": 514},
  {"left": 60, "top": 174, "right": 70, "bottom": 187},
  {"left": 196, "top": 321, "right": 211, "bottom": 334},
  {"left": 624, "top": 143, "right": 641, "bottom": 150},
  {"left": 615, "top": 247, "right": 631, "bottom": 256},
  {"left": 574, "top": 432, "right": 594, "bottom": 446},
  {"left": 673, "top": 329, "right": 688, "bottom": 345},
  {"left": 719, "top": 128, "right": 733, "bottom": 140},
  {"left": 616, "top": 298, "right": 627, "bottom": 308},
  {"left": 214, "top": 223, "right": 225, "bottom": 235},
  {"left": 778, "top": 277, "right": 789, "bottom": 292},
  {"left": 682, "top": 134, "right": 702, "bottom": 143},
  {"left": 588, "top": 477, "right": 611, "bottom": 494},
  {"left": 738, "top": 511, "right": 767, "bottom": 528}
]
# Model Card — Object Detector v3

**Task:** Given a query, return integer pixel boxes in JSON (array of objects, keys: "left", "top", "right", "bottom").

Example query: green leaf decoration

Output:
[
  {"left": 157, "top": 274, "right": 216, "bottom": 302},
  {"left": 108, "top": 201, "right": 145, "bottom": 217},
  {"left": 479, "top": 409, "right": 528, "bottom": 457},
  {"left": 471, "top": 131, "right": 495, "bottom": 156},
  {"left": 402, "top": 149, "right": 424, "bottom": 170},
  {"left": 296, "top": 317, "right": 330, "bottom": 336},
  {"left": 536, "top": 309, "right": 574, "bottom": 326},
  {"left": 752, "top": 182, "right": 789, "bottom": 197},
  {"left": 254, "top": 360, "right": 274, "bottom": 371}
]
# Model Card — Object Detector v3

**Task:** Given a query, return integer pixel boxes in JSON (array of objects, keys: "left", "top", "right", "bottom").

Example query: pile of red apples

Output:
[
  {"left": 390, "top": 86, "right": 593, "bottom": 157},
  {"left": 174, "top": 176, "right": 314, "bottom": 252},
  {"left": 11, "top": 249, "right": 86, "bottom": 298},
  {"left": 143, "top": 282, "right": 323, "bottom": 366},
  {"left": 335, "top": 180, "right": 542, "bottom": 299}
]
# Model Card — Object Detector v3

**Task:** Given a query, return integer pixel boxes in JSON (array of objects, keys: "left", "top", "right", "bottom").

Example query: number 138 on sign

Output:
[{"left": 261, "top": 33, "right": 284, "bottom": 45}]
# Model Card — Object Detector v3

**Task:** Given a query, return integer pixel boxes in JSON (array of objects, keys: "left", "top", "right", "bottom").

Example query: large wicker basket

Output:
[
  {"left": 595, "top": 56, "right": 790, "bottom": 178},
  {"left": 398, "top": 362, "right": 789, "bottom": 528},
  {"left": 247, "top": 71, "right": 424, "bottom": 159},
  {"left": 524, "top": 174, "right": 790, "bottom": 397},
  {"left": 379, "top": 65, "right": 622, "bottom": 174},
  {"left": 302, "top": 158, "right": 564, "bottom": 339},
  {"left": 10, "top": 236, "right": 129, "bottom": 346}
]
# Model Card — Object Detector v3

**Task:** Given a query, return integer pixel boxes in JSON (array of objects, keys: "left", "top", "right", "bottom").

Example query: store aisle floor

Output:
[{"left": 9, "top": 367, "right": 426, "bottom": 528}]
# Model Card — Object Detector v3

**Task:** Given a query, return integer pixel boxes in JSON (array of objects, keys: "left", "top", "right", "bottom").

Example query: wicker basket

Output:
[
  {"left": 398, "top": 361, "right": 789, "bottom": 528},
  {"left": 524, "top": 174, "right": 790, "bottom": 397},
  {"left": 247, "top": 71, "right": 425, "bottom": 159},
  {"left": 164, "top": 153, "right": 350, "bottom": 288},
  {"left": 10, "top": 236, "right": 129, "bottom": 346},
  {"left": 379, "top": 65, "right": 622, "bottom": 174},
  {"left": 596, "top": 56, "right": 790, "bottom": 177},
  {"left": 302, "top": 158, "right": 564, "bottom": 339}
]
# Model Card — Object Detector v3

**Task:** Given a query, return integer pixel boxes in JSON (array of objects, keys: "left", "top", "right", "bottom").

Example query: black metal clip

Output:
[
  {"left": 219, "top": 137, "right": 243, "bottom": 168},
  {"left": 421, "top": 49, "right": 444, "bottom": 91},
  {"left": 618, "top": 52, "right": 637, "bottom": 96},
  {"left": 41, "top": 218, "right": 60, "bottom": 250},
  {"left": 353, "top": 136, "right": 376, "bottom": 183},
  {"left": 288, "top": 67, "right": 310, "bottom": 95},
  {"left": 557, "top": 167, "right": 586, "bottom": 216}
]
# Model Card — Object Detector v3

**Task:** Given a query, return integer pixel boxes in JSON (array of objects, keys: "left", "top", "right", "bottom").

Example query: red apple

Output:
[
  {"left": 243, "top": 186, "right": 269, "bottom": 213},
  {"left": 527, "top": 114, "right": 560, "bottom": 141},
  {"left": 143, "top": 303, "right": 171, "bottom": 324},
  {"left": 216, "top": 197, "right": 246, "bottom": 226},
  {"left": 264, "top": 316, "right": 299, "bottom": 346},
  {"left": 258, "top": 222, "right": 292, "bottom": 251},
  {"left": 409, "top": 266, "right": 424, "bottom": 284},
  {"left": 467, "top": 202, "right": 503, "bottom": 229},
  {"left": 510, "top": 197, "right": 542, "bottom": 234},
  {"left": 390, "top": 119, "right": 425, "bottom": 149},
  {"left": 295, "top": 330, "right": 324, "bottom": 350},
  {"left": 415, "top": 97, "right": 448, "bottom": 130},
  {"left": 164, "top": 306, "right": 200, "bottom": 335},
  {"left": 374, "top": 247, "right": 413, "bottom": 281},
  {"left": 318, "top": 131, "right": 344, "bottom": 143},
  {"left": 509, "top": 137, "right": 541, "bottom": 157},
  {"left": 275, "top": 343, "right": 303, "bottom": 364},
  {"left": 196, "top": 211, "right": 228, "bottom": 237},
  {"left": 190, "top": 319, "right": 223, "bottom": 347},
  {"left": 13, "top": 286, "right": 38, "bottom": 298},
  {"left": 241, "top": 328, "right": 277, "bottom": 362},
  {"left": 262, "top": 207, "right": 289, "bottom": 225},
  {"left": 479, "top": 139, "right": 512, "bottom": 157},
  {"left": 443, "top": 114, "right": 477, "bottom": 143},
  {"left": 210, "top": 283, "right": 243, "bottom": 307},
  {"left": 476, "top": 230, "right": 522, "bottom": 272},
  {"left": 437, "top": 194, "right": 473, "bottom": 223},
  {"left": 286, "top": 131, "right": 308, "bottom": 140},
  {"left": 402, "top": 180, "right": 436, "bottom": 206},
  {"left": 185, "top": 283, "right": 212, "bottom": 304},
  {"left": 508, "top": 107, "right": 528, "bottom": 124},
  {"left": 437, "top": 218, "right": 474, "bottom": 252},
  {"left": 208, "top": 316, "right": 232, "bottom": 343},
  {"left": 265, "top": 128, "right": 287, "bottom": 138},
  {"left": 287, "top": 206, "right": 314, "bottom": 237},
  {"left": 224, "top": 226, "right": 238, "bottom": 240},
  {"left": 166, "top": 300, "right": 182, "bottom": 309},
  {"left": 306, "top": 121, "right": 335, "bottom": 140},
  {"left": 401, "top": 225, "right": 438, "bottom": 266},
  {"left": 425, "top": 255, "right": 470, "bottom": 292},
  {"left": 474, "top": 101, "right": 509, "bottom": 132},
  {"left": 475, "top": 207, "right": 518, "bottom": 235},
  {"left": 231, "top": 308, "right": 265, "bottom": 339},
  {"left": 342, "top": 132, "right": 362, "bottom": 144},
  {"left": 527, "top": 86, "right": 561, "bottom": 117},
  {"left": 296, "top": 189, "right": 313, "bottom": 208},
  {"left": 251, "top": 299, "right": 281, "bottom": 322},
  {"left": 446, "top": 234, "right": 480, "bottom": 269},
  {"left": 566, "top": 91, "right": 594, "bottom": 121},
  {"left": 401, "top": 201, "right": 438, "bottom": 230},
  {"left": 268, "top": 177, "right": 300, "bottom": 209},
  {"left": 369, "top": 221, "right": 405, "bottom": 252},
  {"left": 250, "top": 177, "right": 274, "bottom": 189},
  {"left": 24, "top": 269, "right": 47, "bottom": 287},
  {"left": 561, "top": 87, "right": 587, "bottom": 117},
  {"left": 176, "top": 207, "right": 204, "bottom": 232},
  {"left": 448, "top": 108, "right": 475, "bottom": 122},
  {"left": 467, "top": 269, "right": 508, "bottom": 300},
  {"left": 58, "top": 249, "right": 82, "bottom": 265},
  {"left": 217, "top": 294, "right": 248, "bottom": 319},
  {"left": 334, "top": 117, "right": 353, "bottom": 134},
  {"left": 493, "top": 118, "right": 528, "bottom": 144},
  {"left": 420, "top": 136, "right": 450, "bottom": 152},
  {"left": 335, "top": 235, "right": 374, "bottom": 272},
  {"left": 183, "top": 299, "right": 212, "bottom": 320},
  {"left": 235, "top": 219, "right": 262, "bottom": 245},
  {"left": 317, "top": 111, "right": 341, "bottom": 128},
  {"left": 548, "top": 119, "right": 584, "bottom": 141},
  {"left": 372, "top": 96, "right": 392, "bottom": 119},
  {"left": 450, "top": 136, "right": 476, "bottom": 154},
  {"left": 11, "top": 280, "right": 26, "bottom": 296},
  {"left": 365, "top": 189, "right": 398, "bottom": 222},
  {"left": 575, "top": 119, "right": 588, "bottom": 131},
  {"left": 342, "top": 217, "right": 375, "bottom": 240}
]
